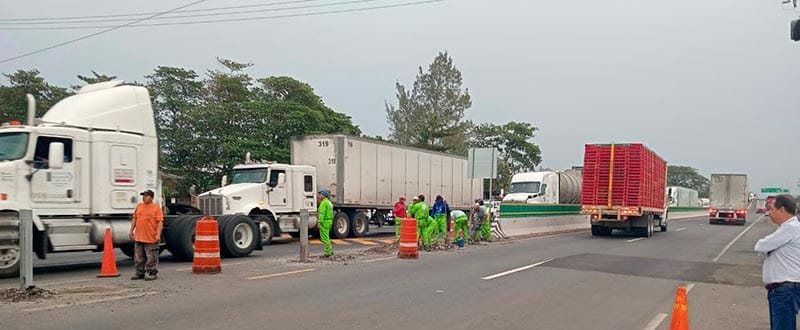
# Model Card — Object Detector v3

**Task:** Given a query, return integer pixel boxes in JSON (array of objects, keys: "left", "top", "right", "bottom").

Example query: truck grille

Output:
[{"left": 199, "top": 195, "right": 224, "bottom": 215}]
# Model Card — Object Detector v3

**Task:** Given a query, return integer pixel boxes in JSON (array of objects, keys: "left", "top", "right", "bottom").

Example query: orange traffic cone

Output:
[
  {"left": 97, "top": 227, "right": 121, "bottom": 278},
  {"left": 669, "top": 286, "right": 689, "bottom": 330}
]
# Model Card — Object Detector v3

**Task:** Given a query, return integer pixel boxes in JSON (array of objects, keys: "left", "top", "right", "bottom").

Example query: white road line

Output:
[
  {"left": 247, "top": 268, "right": 316, "bottom": 280},
  {"left": 712, "top": 216, "right": 763, "bottom": 262},
  {"left": 642, "top": 313, "right": 668, "bottom": 330},
  {"left": 686, "top": 283, "right": 696, "bottom": 293},
  {"left": 481, "top": 259, "right": 552, "bottom": 280},
  {"left": 363, "top": 256, "right": 395, "bottom": 263},
  {"left": 626, "top": 237, "right": 646, "bottom": 243},
  {"left": 22, "top": 291, "right": 157, "bottom": 313},
  {"left": 675, "top": 227, "right": 687, "bottom": 232}
]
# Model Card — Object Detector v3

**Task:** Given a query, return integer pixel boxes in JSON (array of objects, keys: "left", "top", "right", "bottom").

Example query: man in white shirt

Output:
[{"left": 755, "top": 194, "right": 800, "bottom": 330}]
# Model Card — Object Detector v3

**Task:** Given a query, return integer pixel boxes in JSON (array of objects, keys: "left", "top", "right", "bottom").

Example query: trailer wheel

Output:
[
  {"left": 169, "top": 215, "right": 200, "bottom": 261},
  {"left": 332, "top": 212, "right": 350, "bottom": 239},
  {"left": 351, "top": 212, "right": 369, "bottom": 237},
  {"left": 0, "top": 245, "right": 20, "bottom": 278},
  {"left": 647, "top": 215, "right": 654, "bottom": 237},
  {"left": 219, "top": 214, "right": 258, "bottom": 258},
  {"left": 591, "top": 225, "right": 611, "bottom": 236},
  {"left": 660, "top": 220, "right": 668, "bottom": 232}
]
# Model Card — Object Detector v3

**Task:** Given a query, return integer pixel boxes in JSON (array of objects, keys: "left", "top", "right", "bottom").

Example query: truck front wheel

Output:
[
  {"left": 219, "top": 215, "right": 258, "bottom": 258},
  {"left": 332, "top": 212, "right": 350, "bottom": 239}
]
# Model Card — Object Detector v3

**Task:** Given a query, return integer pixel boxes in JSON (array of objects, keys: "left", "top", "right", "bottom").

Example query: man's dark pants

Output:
[
  {"left": 134, "top": 241, "right": 159, "bottom": 276},
  {"left": 767, "top": 282, "right": 800, "bottom": 329}
]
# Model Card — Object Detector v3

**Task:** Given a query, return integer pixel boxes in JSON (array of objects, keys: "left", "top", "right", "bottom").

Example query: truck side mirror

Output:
[
  {"left": 48, "top": 142, "right": 64, "bottom": 169},
  {"left": 221, "top": 175, "right": 228, "bottom": 187}
]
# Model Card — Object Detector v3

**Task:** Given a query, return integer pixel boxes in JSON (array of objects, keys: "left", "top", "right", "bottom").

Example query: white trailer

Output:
[
  {"left": 291, "top": 135, "right": 483, "bottom": 238},
  {"left": 667, "top": 186, "right": 700, "bottom": 207},
  {"left": 709, "top": 174, "right": 748, "bottom": 225}
]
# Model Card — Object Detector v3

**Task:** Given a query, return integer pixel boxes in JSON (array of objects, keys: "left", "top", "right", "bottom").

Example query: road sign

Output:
[{"left": 761, "top": 187, "right": 788, "bottom": 193}]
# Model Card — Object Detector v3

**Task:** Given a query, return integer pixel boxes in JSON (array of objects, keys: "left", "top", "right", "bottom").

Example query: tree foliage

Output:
[
  {"left": 667, "top": 165, "right": 710, "bottom": 198},
  {"left": 0, "top": 59, "right": 362, "bottom": 196},
  {"left": 386, "top": 51, "right": 472, "bottom": 155},
  {"left": 469, "top": 122, "right": 542, "bottom": 192}
]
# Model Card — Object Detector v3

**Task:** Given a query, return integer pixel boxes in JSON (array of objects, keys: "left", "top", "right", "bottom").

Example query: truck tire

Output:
[
  {"left": 254, "top": 214, "right": 275, "bottom": 246},
  {"left": 169, "top": 215, "right": 200, "bottom": 261},
  {"left": 660, "top": 220, "right": 668, "bottom": 232},
  {"left": 350, "top": 212, "right": 369, "bottom": 237},
  {"left": 371, "top": 212, "right": 385, "bottom": 228},
  {"left": 647, "top": 215, "right": 654, "bottom": 237},
  {"left": 0, "top": 214, "right": 21, "bottom": 278},
  {"left": 591, "top": 225, "right": 611, "bottom": 236},
  {"left": 709, "top": 218, "right": 716, "bottom": 225},
  {"left": 332, "top": 212, "right": 350, "bottom": 239},
  {"left": 219, "top": 215, "right": 258, "bottom": 258},
  {"left": 637, "top": 215, "right": 654, "bottom": 238},
  {"left": 120, "top": 244, "right": 135, "bottom": 259},
  {"left": 0, "top": 246, "right": 20, "bottom": 279}
]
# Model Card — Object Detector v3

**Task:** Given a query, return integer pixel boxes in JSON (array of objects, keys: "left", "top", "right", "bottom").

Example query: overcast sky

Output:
[{"left": 1, "top": 0, "right": 798, "bottom": 195}]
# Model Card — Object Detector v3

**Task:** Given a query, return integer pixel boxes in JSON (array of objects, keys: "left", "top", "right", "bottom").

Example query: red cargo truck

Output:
[{"left": 581, "top": 143, "right": 669, "bottom": 237}]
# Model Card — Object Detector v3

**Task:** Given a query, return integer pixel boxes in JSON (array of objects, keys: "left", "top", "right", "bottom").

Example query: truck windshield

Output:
[
  {"left": 510, "top": 181, "right": 541, "bottom": 194},
  {"left": 231, "top": 168, "right": 267, "bottom": 184},
  {"left": 0, "top": 132, "right": 29, "bottom": 161}
]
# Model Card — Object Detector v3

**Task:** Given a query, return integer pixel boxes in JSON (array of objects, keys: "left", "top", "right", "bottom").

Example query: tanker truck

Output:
[{"left": 502, "top": 170, "right": 582, "bottom": 204}]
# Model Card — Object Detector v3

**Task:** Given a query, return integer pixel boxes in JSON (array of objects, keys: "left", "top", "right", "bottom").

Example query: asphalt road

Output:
[{"left": 0, "top": 213, "right": 782, "bottom": 330}]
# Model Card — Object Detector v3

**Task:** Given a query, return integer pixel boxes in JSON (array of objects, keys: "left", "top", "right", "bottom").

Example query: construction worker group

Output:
[{"left": 393, "top": 194, "right": 494, "bottom": 251}]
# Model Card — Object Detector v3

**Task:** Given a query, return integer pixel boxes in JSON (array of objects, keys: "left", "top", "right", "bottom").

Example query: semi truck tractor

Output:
[
  {"left": 198, "top": 135, "right": 484, "bottom": 241},
  {"left": 0, "top": 81, "right": 262, "bottom": 278},
  {"left": 708, "top": 174, "right": 748, "bottom": 225},
  {"left": 502, "top": 170, "right": 582, "bottom": 204},
  {"left": 581, "top": 143, "right": 669, "bottom": 237}
]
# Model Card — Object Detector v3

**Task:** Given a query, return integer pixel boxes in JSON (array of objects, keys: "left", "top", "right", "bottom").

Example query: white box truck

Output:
[
  {"left": 198, "top": 135, "right": 484, "bottom": 241},
  {"left": 709, "top": 174, "right": 748, "bottom": 225},
  {"left": 0, "top": 81, "right": 262, "bottom": 278}
]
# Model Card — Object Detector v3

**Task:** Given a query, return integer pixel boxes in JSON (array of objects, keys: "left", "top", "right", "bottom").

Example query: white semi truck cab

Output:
[
  {"left": 0, "top": 81, "right": 260, "bottom": 278},
  {"left": 198, "top": 161, "right": 319, "bottom": 243}
]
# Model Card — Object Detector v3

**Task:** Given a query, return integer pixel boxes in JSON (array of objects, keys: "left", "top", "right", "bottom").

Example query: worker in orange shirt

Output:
[{"left": 129, "top": 189, "right": 164, "bottom": 281}]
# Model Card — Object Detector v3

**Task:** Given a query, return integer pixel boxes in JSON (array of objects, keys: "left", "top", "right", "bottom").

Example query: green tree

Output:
[
  {"left": 72, "top": 71, "right": 117, "bottom": 90},
  {"left": 145, "top": 66, "right": 204, "bottom": 195},
  {"left": 386, "top": 51, "right": 472, "bottom": 155},
  {"left": 667, "top": 165, "right": 710, "bottom": 198},
  {"left": 469, "top": 121, "right": 542, "bottom": 192},
  {"left": 0, "top": 69, "right": 71, "bottom": 121}
]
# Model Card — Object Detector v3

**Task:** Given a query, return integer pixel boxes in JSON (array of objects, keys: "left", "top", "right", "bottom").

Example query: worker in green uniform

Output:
[
  {"left": 450, "top": 209, "right": 469, "bottom": 246},
  {"left": 408, "top": 196, "right": 420, "bottom": 241},
  {"left": 431, "top": 195, "right": 449, "bottom": 247},
  {"left": 480, "top": 200, "right": 492, "bottom": 242},
  {"left": 414, "top": 194, "right": 431, "bottom": 251},
  {"left": 318, "top": 189, "right": 334, "bottom": 257}
]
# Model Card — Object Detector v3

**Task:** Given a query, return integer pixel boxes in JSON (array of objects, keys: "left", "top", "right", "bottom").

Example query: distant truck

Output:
[
  {"left": 708, "top": 174, "right": 748, "bottom": 225},
  {"left": 199, "top": 135, "right": 484, "bottom": 241},
  {"left": 581, "top": 143, "right": 669, "bottom": 237},
  {"left": 502, "top": 170, "right": 582, "bottom": 204},
  {"left": 667, "top": 186, "right": 700, "bottom": 207}
]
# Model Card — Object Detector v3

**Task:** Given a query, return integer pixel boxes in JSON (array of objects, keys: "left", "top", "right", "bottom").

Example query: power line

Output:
[
  {"left": 0, "top": 0, "right": 208, "bottom": 65},
  {"left": 0, "top": 0, "right": 443, "bottom": 32},
  {"left": 0, "top": 0, "right": 381, "bottom": 26},
  {"left": 0, "top": 0, "right": 321, "bottom": 23}
]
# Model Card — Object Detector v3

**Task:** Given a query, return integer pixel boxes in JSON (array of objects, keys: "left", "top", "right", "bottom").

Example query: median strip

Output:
[{"left": 481, "top": 259, "right": 552, "bottom": 280}]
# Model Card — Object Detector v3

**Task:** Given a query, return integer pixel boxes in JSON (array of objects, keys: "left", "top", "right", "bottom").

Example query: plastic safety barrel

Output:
[
  {"left": 192, "top": 216, "right": 222, "bottom": 274},
  {"left": 398, "top": 218, "right": 419, "bottom": 259}
]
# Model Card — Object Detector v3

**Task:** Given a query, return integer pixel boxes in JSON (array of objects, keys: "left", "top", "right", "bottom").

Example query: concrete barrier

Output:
[
  {"left": 498, "top": 204, "right": 587, "bottom": 238},
  {"left": 497, "top": 204, "right": 708, "bottom": 238}
]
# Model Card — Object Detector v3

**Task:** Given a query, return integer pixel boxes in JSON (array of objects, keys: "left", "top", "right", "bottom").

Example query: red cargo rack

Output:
[{"left": 581, "top": 143, "right": 667, "bottom": 211}]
